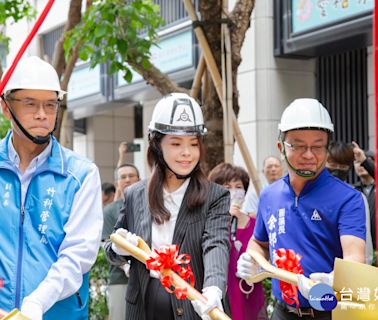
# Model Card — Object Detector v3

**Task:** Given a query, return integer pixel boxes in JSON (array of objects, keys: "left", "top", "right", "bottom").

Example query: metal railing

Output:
[
  {"left": 153, "top": 0, "right": 198, "bottom": 28},
  {"left": 41, "top": 25, "right": 64, "bottom": 61},
  {"left": 316, "top": 48, "right": 368, "bottom": 184}
]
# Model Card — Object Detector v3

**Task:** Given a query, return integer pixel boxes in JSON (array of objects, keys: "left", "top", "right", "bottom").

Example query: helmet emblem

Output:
[{"left": 176, "top": 108, "right": 192, "bottom": 122}]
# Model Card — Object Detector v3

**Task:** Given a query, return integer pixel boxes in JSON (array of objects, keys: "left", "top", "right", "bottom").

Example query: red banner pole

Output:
[
  {"left": 374, "top": 0, "right": 378, "bottom": 267},
  {"left": 0, "top": 0, "right": 55, "bottom": 96}
]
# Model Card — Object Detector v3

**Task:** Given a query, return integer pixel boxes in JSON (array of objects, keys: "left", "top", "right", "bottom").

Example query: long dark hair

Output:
[{"left": 147, "top": 131, "right": 209, "bottom": 224}]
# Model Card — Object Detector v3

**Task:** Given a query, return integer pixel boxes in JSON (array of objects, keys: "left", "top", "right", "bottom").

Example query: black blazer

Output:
[{"left": 105, "top": 179, "right": 231, "bottom": 320}]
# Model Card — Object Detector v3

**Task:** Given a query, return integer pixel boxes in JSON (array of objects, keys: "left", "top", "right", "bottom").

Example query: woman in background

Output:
[{"left": 209, "top": 163, "right": 268, "bottom": 320}]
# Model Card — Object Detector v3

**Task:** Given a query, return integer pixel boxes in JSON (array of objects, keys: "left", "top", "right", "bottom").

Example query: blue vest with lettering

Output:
[{"left": 0, "top": 132, "right": 90, "bottom": 319}]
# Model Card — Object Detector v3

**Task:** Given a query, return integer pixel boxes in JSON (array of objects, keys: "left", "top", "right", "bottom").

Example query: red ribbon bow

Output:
[
  {"left": 146, "top": 244, "right": 195, "bottom": 299},
  {"left": 275, "top": 248, "right": 304, "bottom": 308}
]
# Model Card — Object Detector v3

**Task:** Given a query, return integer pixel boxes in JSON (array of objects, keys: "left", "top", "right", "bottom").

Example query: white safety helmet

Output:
[
  {"left": 278, "top": 98, "right": 334, "bottom": 133},
  {"left": 2, "top": 56, "right": 66, "bottom": 100},
  {"left": 148, "top": 93, "right": 207, "bottom": 136}
]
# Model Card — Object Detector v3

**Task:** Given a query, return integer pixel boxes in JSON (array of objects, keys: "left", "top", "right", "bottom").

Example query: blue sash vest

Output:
[{"left": 0, "top": 132, "right": 91, "bottom": 319}]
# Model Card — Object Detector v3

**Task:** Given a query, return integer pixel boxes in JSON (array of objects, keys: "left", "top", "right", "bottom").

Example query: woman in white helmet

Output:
[
  {"left": 105, "top": 93, "right": 231, "bottom": 320},
  {"left": 237, "top": 99, "right": 366, "bottom": 320}
]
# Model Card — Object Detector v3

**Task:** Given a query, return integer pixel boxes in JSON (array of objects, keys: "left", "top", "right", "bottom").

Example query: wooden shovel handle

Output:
[
  {"left": 246, "top": 249, "right": 316, "bottom": 287},
  {"left": 0, "top": 309, "right": 30, "bottom": 320},
  {"left": 245, "top": 249, "right": 373, "bottom": 312}
]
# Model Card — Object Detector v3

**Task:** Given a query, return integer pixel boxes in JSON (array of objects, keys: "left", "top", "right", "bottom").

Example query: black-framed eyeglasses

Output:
[
  {"left": 7, "top": 98, "right": 60, "bottom": 115},
  {"left": 284, "top": 141, "right": 327, "bottom": 155}
]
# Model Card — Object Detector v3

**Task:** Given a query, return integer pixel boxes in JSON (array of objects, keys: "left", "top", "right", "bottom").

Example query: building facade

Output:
[
  {"left": 234, "top": 0, "right": 374, "bottom": 185},
  {"left": 3, "top": 0, "right": 375, "bottom": 185}
]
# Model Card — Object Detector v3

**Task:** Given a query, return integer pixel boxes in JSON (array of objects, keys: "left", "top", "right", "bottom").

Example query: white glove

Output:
[
  {"left": 191, "top": 286, "right": 223, "bottom": 320},
  {"left": 298, "top": 272, "right": 334, "bottom": 299},
  {"left": 297, "top": 275, "right": 312, "bottom": 299},
  {"left": 310, "top": 272, "right": 334, "bottom": 287},
  {"left": 20, "top": 296, "right": 43, "bottom": 320},
  {"left": 236, "top": 252, "right": 258, "bottom": 285},
  {"left": 111, "top": 228, "right": 138, "bottom": 256},
  {"left": 122, "top": 261, "right": 131, "bottom": 277}
]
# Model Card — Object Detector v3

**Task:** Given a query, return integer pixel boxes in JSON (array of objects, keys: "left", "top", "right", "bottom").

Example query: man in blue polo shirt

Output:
[{"left": 237, "top": 99, "right": 366, "bottom": 319}]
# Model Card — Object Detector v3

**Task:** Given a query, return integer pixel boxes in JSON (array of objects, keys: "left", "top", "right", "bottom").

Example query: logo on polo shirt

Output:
[{"left": 311, "top": 209, "right": 322, "bottom": 221}]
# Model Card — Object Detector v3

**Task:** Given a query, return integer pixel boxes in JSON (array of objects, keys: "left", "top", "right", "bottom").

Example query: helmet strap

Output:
[
  {"left": 165, "top": 161, "right": 199, "bottom": 180},
  {"left": 6, "top": 103, "right": 55, "bottom": 145}
]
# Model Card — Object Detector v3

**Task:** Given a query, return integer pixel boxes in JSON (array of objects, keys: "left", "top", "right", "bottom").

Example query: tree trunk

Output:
[
  {"left": 49, "top": 0, "right": 255, "bottom": 167},
  {"left": 53, "top": 0, "right": 82, "bottom": 77},
  {"left": 229, "top": 0, "right": 256, "bottom": 118},
  {"left": 128, "top": 0, "right": 255, "bottom": 173},
  {"left": 198, "top": 0, "right": 255, "bottom": 172},
  {"left": 128, "top": 61, "right": 187, "bottom": 96},
  {"left": 199, "top": 0, "right": 224, "bottom": 173},
  {"left": 52, "top": 0, "right": 83, "bottom": 145}
]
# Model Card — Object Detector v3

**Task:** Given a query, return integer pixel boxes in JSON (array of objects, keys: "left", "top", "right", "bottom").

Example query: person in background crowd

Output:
[
  {"left": 102, "top": 164, "right": 140, "bottom": 320},
  {"left": 102, "top": 182, "right": 116, "bottom": 207},
  {"left": 117, "top": 141, "right": 128, "bottom": 168},
  {"left": 208, "top": 162, "right": 267, "bottom": 320},
  {"left": 353, "top": 141, "right": 375, "bottom": 179},
  {"left": 0, "top": 56, "right": 103, "bottom": 319},
  {"left": 113, "top": 141, "right": 140, "bottom": 200},
  {"left": 326, "top": 141, "right": 354, "bottom": 181},
  {"left": 105, "top": 93, "right": 230, "bottom": 320},
  {"left": 353, "top": 142, "right": 376, "bottom": 251},
  {"left": 238, "top": 98, "right": 366, "bottom": 320},
  {"left": 326, "top": 141, "right": 373, "bottom": 264},
  {"left": 263, "top": 156, "right": 285, "bottom": 184},
  {"left": 243, "top": 156, "right": 284, "bottom": 216}
]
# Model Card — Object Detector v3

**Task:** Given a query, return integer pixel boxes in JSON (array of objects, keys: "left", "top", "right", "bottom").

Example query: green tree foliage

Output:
[
  {"left": 0, "top": 113, "right": 11, "bottom": 139},
  {"left": 89, "top": 247, "right": 109, "bottom": 320},
  {"left": 0, "top": 0, "right": 36, "bottom": 53},
  {"left": 263, "top": 278, "right": 276, "bottom": 317},
  {"left": 0, "top": 0, "right": 32, "bottom": 139},
  {"left": 64, "top": 0, "right": 164, "bottom": 83}
]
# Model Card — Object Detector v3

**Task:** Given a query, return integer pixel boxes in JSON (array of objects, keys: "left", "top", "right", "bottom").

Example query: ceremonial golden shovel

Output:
[
  {"left": 111, "top": 233, "right": 231, "bottom": 320},
  {"left": 245, "top": 249, "right": 314, "bottom": 287},
  {"left": 0, "top": 308, "right": 30, "bottom": 320},
  {"left": 245, "top": 249, "right": 377, "bottom": 318}
]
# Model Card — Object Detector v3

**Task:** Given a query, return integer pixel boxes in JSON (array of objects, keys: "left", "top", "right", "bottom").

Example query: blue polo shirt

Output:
[{"left": 254, "top": 168, "right": 366, "bottom": 307}]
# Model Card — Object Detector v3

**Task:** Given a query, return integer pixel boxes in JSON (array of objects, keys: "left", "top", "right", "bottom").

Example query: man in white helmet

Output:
[
  {"left": 237, "top": 99, "right": 366, "bottom": 319},
  {"left": 0, "top": 56, "right": 103, "bottom": 320}
]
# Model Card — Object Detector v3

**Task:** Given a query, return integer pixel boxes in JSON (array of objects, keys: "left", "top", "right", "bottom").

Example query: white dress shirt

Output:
[
  {"left": 242, "top": 179, "right": 268, "bottom": 214},
  {"left": 8, "top": 134, "right": 52, "bottom": 205},
  {"left": 150, "top": 178, "right": 190, "bottom": 278}
]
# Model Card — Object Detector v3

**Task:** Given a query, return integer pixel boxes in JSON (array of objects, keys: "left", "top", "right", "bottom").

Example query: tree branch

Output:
[
  {"left": 52, "top": 0, "right": 83, "bottom": 77},
  {"left": 128, "top": 61, "right": 187, "bottom": 96},
  {"left": 52, "top": 0, "right": 84, "bottom": 142},
  {"left": 229, "top": 0, "right": 255, "bottom": 67},
  {"left": 60, "top": 43, "right": 80, "bottom": 91}
]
